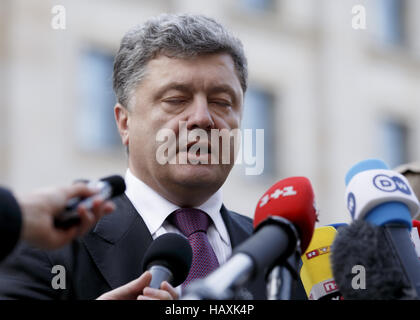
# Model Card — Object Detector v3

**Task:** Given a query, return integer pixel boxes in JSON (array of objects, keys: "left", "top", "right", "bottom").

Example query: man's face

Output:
[{"left": 115, "top": 53, "right": 244, "bottom": 206}]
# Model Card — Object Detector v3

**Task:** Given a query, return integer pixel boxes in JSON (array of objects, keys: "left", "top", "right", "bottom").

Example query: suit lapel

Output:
[
  {"left": 220, "top": 204, "right": 252, "bottom": 248},
  {"left": 81, "top": 198, "right": 252, "bottom": 290},
  {"left": 82, "top": 194, "right": 153, "bottom": 289},
  {"left": 220, "top": 205, "right": 263, "bottom": 299}
]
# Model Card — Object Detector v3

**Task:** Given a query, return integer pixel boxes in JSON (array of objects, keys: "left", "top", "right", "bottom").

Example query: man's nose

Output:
[{"left": 186, "top": 96, "right": 215, "bottom": 130}]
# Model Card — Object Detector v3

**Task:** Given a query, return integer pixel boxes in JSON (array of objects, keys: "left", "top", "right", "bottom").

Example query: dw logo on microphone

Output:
[
  {"left": 347, "top": 192, "right": 356, "bottom": 219},
  {"left": 373, "top": 174, "right": 411, "bottom": 195}
]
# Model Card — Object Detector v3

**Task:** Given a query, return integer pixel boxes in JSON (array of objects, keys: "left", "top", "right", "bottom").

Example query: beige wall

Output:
[{"left": 1, "top": 0, "right": 420, "bottom": 226}]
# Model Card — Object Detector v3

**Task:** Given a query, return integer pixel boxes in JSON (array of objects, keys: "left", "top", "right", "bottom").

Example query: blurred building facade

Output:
[{"left": 1, "top": 0, "right": 420, "bottom": 225}]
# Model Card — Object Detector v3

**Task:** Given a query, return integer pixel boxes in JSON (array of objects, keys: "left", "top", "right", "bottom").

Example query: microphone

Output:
[
  {"left": 255, "top": 177, "right": 317, "bottom": 300},
  {"left": 331, "top": 158, "right": 420, "bottom": 298},
  {"left": 331, "top": 219, "right": 418, "bottom": 299},
  {"left": 182, "top": 177, "right": 317, "bottom": 300},
  {"left": 266, "top": 250, "right": 302, "bottom": 300},
  {"left": 300, "top": 226, "right": 343, "bottom": 300},
  {"left": 54, "top": 175, "right": 126, "bottom": 229},
  {"left": 344, "top": 159, "right": 419, "bottom": 226},
  {"left": 142, "top": 233, "right": 192, "bottom": 289}
]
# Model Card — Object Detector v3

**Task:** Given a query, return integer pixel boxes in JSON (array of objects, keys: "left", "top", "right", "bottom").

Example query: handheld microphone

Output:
[
  {"left": 182, "top": 177, "right": 317, "bottom": 300},
  {"left": 54, "top": 175, "right": 126, "bottom": 229},
  {"left": 331, "top": 219, "right": 418, "bottom": 299},
  {"left": 142, "top": 233, "right": 192, "bottom": 289},
  {"left": 334, "top": 158, "right": 420, "bottom": 298},
  {"left": 300, "top": 226, "right": 343, "bottom": 300}
]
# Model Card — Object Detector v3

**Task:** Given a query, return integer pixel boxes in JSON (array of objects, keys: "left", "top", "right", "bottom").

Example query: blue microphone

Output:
[
  {"left": 345, "top": 158, "right": 417, "bottom": 229},
  {"left": 344, "top": 158, "right": 420, "bottom": 297}
]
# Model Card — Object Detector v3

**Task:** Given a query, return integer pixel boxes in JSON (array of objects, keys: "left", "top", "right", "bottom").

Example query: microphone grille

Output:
[
  {"left": 142, "top": 233, "right": 193, "bottom": 287},
  {"left": 100, "top": 175, "right": 126, "bottom": 197}
]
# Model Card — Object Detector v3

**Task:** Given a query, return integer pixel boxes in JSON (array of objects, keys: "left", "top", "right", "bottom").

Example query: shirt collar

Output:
[{"left": 124, "top": 169, "right": 230, "bottom": 245}]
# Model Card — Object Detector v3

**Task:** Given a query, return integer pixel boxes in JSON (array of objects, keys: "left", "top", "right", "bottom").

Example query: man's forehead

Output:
[{"left": 142, "top": 53, "right": 242, "bottom": 92}]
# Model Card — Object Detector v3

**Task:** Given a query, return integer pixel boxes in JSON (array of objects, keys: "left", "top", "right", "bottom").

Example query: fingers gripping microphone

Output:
[
  {"left": 142, "top": 233, "right": 193, "bottom": 288},
  {"left": 300, "top": 226, "right": 343, "bottom": 300},
  {"left": 182, "top": 177, "right": 317, "bottom": 300},
  {"left": 54, "top": 175, "right": 126, "bottom": 229}
]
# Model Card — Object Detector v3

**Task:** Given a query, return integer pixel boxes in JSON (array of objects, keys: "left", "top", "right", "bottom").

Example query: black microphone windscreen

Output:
[
  {"left": 330, "top": 219, "right": 416, "bottom": 299},
  {"left": 142, "top": 233, "right": 192, "bottom": 287},
  {"left": 100, "top": 175, "right": 126, "bottom": 197}
]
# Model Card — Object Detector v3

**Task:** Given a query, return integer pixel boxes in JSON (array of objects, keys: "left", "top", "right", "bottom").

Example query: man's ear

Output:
[{"left": 114, "top": 103, "right": 130, "bottom": 146}]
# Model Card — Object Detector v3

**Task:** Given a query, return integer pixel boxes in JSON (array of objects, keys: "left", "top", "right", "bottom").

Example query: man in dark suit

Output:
[
  {"left": 0, "top": 194, "right": 264, "bottom": 299},
  {"left": 0, "top": 13, "right": 267, "bottom": 300}
]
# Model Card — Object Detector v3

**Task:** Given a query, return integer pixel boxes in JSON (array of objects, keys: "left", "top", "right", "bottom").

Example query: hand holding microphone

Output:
[
  {"left": 54, "top": 175, "right": 125, "bottom": 229},
  {"left": 142, "top": 233, "right": 192, "bottom": 289},
  {"left": 17, "top": 176, "right": 123, "bottom": 250},
  {"left": 97, "top": 233, "right": 191, "bottom": 300}
]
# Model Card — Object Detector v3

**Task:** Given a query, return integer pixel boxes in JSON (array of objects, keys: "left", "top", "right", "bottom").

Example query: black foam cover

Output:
[
  {"left": 330, "top": 219, "right": 417, "bottom": 299},
  {"left": 142, "top": 233, "right": 192, "bottom": 287},
  {"left": 100, "top": 175, "right": 126, "bottom": 197}
]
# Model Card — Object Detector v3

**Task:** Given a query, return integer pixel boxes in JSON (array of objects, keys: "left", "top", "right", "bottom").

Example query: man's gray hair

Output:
[{"left": 113, "top": 13, "right": 248, "bottom": 108}]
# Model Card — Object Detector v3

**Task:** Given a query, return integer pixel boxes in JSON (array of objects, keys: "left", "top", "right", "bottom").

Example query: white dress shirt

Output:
[{"left": 124, "top": 169, "right": 232, "bottom": 267}]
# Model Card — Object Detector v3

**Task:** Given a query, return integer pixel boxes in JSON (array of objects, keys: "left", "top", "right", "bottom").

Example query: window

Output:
[
  {"left": 240, "top": 87, "right": 276, "bottom": 177},
  {"left": 76, "top": 48, "right": 121, "bottom": 152},
  {"left": 378, "top": 117, "right": 409, "bottom": 169},
  {"left": 239, "top": 0, "right": 277, "bottom": 14},
  {"left": 373, "top": 0, "right": 407, "bottom": 46}
]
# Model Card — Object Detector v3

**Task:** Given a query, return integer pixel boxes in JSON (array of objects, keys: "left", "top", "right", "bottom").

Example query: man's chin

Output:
[{"left": 170, "top": 164, "right": 227, "bottom": 187}]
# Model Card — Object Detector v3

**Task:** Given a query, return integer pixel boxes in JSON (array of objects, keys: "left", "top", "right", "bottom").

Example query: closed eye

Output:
[
  {"left": 209, "top": 100, "right": 232, "bottom": 108},
  {"left": 162, "top": 98, "right": 188, "bottom": 105}
]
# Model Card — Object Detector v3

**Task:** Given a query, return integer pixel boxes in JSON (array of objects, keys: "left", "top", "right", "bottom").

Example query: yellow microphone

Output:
[{"left": 300, "top": 226, "right": 343, "bottom": 300}]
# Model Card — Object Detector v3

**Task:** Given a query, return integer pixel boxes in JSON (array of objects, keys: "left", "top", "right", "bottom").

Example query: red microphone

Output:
[
  {"left": 253, "top": 176, "right": 318, "bottom": 253},
  {"left": 182, "top": 176, "right": 318, "bottom": 300},
  {"left": 412, "top": 220, "right": 420, "bottom": 231}
]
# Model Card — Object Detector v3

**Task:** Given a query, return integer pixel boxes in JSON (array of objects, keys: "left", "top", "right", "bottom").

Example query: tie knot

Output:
[{"left": 170, "top": 208, "right": 211, "bottom": 237}]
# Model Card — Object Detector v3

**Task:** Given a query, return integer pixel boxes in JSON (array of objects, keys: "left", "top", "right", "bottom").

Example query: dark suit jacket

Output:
[
  {"left": 0, "top": 194, "right": 267, "bottom": 300},
  {"left": 0, "top": 187, "right": 22, "bottom": 262}
]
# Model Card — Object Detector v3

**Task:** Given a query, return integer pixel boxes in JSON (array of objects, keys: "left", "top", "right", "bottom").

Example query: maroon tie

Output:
[{"left": 169, "top": 208, "right": 220, "bottom": 288}]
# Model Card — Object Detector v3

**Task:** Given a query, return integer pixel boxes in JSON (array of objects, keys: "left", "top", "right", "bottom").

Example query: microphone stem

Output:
[
  {"left": 267, "top": 266, "right": 282, "bottom": 300},
  {"left": 267, "top": 251, "right": 300, "bottom": 300},
  {"left": 182, "top": 253, "right": 254, "bottom": 300},
  {"left": 383, "top": 225, "right": 420, "bottom": 297}
]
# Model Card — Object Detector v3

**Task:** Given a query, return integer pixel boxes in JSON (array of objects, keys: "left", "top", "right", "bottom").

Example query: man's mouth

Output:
[{"left": 185, "top": 141, "right": 212, "bottom": 156}]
